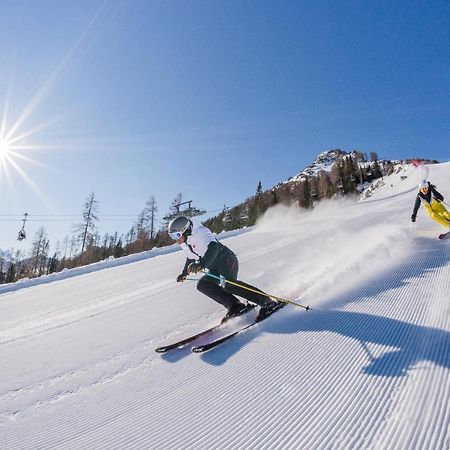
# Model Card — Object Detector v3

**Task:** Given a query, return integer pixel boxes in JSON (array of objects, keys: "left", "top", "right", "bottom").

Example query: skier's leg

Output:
[
  {"left": 225, "top": 278, "right": 282, "bottom": 321},
  {"left": 218, "top": 253, "right": 276, "bottom": 307},
  {"left": 224, "top": 279, "right": 275, "bottom": 307},
  {"left": 197, "top": 275, "right": 244, "bottom": 310},
  {"left": 432, "top": 200, "right": 450, "bottom": 221},
  {"left": 426, "top": 203, "right": 450, "bottom": 228},
  {"left": 429, "top": 211, "right": 450, "bottom": 228}
]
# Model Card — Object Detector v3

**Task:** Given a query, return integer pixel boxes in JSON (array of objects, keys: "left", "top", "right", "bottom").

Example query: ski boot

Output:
[
  {"left": 256, "top": 301, "right": 284, "bottom": 321},
  {"left": 222, "top": 303, "right": 255, "bottom": 323}
]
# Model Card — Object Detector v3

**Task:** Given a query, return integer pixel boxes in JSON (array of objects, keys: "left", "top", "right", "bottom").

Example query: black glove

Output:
[
  {"left": 411, "top": 215, "right": 416, "bottom": 223},
  {"left": 177, "top": 273, "right": 187, "bottom": 282},
  {"left": 187, "top": 262, "right": 202, "bottom": 274}
]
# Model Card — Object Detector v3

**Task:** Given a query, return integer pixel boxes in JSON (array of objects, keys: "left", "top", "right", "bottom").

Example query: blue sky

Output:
[{"left": 0, "top": 0, "right": 449, "bottom": 252}]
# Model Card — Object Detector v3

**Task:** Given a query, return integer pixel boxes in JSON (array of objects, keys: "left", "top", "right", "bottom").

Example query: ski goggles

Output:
[
  {"left": 420, "top": 187, "right": 428, "bottom": 194},
  {"left": 169, "top": 231, "right": 183, "bottom": 241}
]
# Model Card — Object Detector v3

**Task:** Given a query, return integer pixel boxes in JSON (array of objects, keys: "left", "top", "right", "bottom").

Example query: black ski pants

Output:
[{"left": 197, "top": 251, "right": 271, "bottom": 310}]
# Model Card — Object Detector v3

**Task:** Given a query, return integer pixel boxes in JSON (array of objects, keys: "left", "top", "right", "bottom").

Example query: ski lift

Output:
[
  {"left": 17, "top": 213, "right": 28, "bottom": 241},
  {"left": 221, "top": 206, "right": 232, "bottom": 223},
  {"left": 223, "top": 210, "right": 232, "bottom": 223},
  {"left": 163, "top": 200, "right": 206, "bottom": 221},
  {"left": 239, "top": 206, "right": 249, "bottom": 221}
]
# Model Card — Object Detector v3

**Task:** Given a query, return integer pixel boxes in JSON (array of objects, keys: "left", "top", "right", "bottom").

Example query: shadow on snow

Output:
[
  {"left": 200, "top": 237, "right": 450, "bottom": 376},
  {"left": 200, "top": 309, "right": 450, "bottom": 378}
]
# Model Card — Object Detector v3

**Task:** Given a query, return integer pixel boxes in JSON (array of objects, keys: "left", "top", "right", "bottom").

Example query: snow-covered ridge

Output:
[
  {"left": 282, "top": 149, "right": 345, "bottom": 184},
  {"left": 280, "top": 149, "right": 401, "bottom": 186}
]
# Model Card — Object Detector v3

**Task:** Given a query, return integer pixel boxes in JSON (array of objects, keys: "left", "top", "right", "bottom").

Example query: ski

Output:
[
  {"left": 155, "top": 324, "right": 223, "bottom": 353},
  {"left": 438, "top": 231, "right": 450, "bottom": 240},
  {"left": 192, "top": 303, "right": 286, "bottom": 353},
  {"left": 155, "top": 305, "right": 256, "bottom": 353}
]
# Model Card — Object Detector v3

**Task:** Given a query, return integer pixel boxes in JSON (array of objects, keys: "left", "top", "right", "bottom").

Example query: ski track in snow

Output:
[{"left": 1, "top": 163, "right": 450, "bottom": 449}]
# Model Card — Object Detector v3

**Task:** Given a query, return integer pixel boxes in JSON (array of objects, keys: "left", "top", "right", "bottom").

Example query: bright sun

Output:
[{"left": 0, "top": 137, "right": 11, "bottom": 159}]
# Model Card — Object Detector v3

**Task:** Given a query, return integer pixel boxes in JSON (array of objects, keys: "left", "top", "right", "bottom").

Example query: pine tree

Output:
[
  {"left": 125, "top": 227, "right": 135, "bottom": 248},
  {"left": 256, "top": 181, "right": 263, "bottom": 196},
  {"left": 15, "top": 250, "right": 26, "bottom": 280},
  {"left": 75, "top": 193, "right": 99, "bottom": 255},
  {"left": 164, "top": 193, "right": 182, "bottom": 229},
  {"left": 30, "top": 227, "right": 49, "bottom": 277},
  {"left": 6, "top": 261, "right": 16, "bottom": 283},
  {"left": 0, "top": 256, "right": 5, "bottom": 284},
  {"left": 298, "top": 178, "right": 312, "bottom": 209},
  {"left": 135, "top": 211, "right": 148, "bottom": 251},
  {"left": 343, "top": 156, "right": 358, "bottom": 194},
  {"left": 131, "top": 196, "right": 159, "bottom": 252},
  {"left": 48, "top": 253, "right": 58, "bottom": 274},
  {"left": 318, "top": 172, "right": 334, "bottom": 198},
  {"left": 372, "top": 160, "right": 383, "bottom": 178},
  {"left": 246, "top": 181, "right": 264, "bottom": 225},
  {"left": 114, "top": 237, "right": 125, "bottom": 258},
  {"left": 145, "top": 196, "right": 158, "bottom": 243}
]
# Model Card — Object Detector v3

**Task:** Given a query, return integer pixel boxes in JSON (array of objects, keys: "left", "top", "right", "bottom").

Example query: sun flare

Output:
[
  {"left": 0, "top": 108, "right": 51, "bottom": 208},
  {"left": 0, "top": 137, "right": 11, "bottom": 160}
]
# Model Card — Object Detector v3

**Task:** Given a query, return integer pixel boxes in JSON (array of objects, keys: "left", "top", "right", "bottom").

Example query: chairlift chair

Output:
[{"left": 17, "top": 213, "right": 28, "bottom": 241}]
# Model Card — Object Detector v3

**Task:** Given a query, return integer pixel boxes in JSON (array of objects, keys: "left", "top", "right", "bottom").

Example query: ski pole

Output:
[
  {"left": 203, "top": 271, "right": 311, "bottom": 311},
  {"left": 177, "top": 277, "right": 202, "bottom": 282}
]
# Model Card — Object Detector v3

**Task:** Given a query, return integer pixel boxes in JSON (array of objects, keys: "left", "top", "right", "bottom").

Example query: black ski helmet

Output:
[{"left": 168, "top": 216, "right": 193, "bottom": 240}]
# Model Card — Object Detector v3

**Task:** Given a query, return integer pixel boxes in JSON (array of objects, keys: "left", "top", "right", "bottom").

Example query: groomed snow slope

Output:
[{"left": 1, "top": 163, "right": 449, "bottom": 450}]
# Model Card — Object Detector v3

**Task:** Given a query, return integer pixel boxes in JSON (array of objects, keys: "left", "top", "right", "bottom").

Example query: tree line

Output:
[{"left": 0, "top": 193, "right": 177, "bottom": 284}]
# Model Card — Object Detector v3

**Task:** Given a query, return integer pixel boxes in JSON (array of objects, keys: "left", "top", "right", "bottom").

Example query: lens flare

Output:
[{"left": 0, "top": 138, "right": 10, "bottom": 156}]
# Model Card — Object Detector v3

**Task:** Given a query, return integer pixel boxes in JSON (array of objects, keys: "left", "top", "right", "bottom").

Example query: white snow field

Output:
[{"left": 1, "top": 163, "right": 449, "bottom": 450}]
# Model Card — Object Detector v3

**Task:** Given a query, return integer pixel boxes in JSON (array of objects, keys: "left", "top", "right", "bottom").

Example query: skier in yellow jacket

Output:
[{"left": 411, "top": 180, "right": 450, "bottom": 231}]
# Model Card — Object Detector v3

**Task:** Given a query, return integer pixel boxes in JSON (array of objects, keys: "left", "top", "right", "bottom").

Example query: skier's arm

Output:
[
  {"left": 177, "top": 258, "right": 195, "bottom": 282},
  {"left": 186, "top": 244, "right": 219, "bottom": 275},
  {"left": 182, "top": 258, "right": 195, "bottom": 276},
  {"left": 411, "top": 196, "right": 421, "bottom": 221},
  {"left": 430, "top": 185, "right": 444, "bottom": 202}
]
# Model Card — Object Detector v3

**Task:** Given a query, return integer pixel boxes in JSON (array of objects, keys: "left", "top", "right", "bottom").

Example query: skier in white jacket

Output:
[{"left": 168, "top": 216, "right": 280, "bottom": 321}]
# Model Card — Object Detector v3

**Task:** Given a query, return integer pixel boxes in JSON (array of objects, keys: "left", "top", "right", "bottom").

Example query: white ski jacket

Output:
[{"left": 179, "top": 222, "right": 216, "bottom": 260}]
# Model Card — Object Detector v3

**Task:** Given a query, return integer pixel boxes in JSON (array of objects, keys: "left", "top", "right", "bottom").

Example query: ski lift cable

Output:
[
  {"left": 0, "top": 214, "right": 140, "bottom": 218},
  {"left": 0, "top": 209, "right": 225, "bottom": 219},
  {"left": 0, "top": 205, "right": 230, "bottom": 226}
]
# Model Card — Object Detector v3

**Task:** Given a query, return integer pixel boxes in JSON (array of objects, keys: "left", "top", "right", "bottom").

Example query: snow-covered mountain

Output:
[
  {"left": 281, "top": 148, "right": 400, "bottom": 186},
  {"left": 1, "top": 162, "right": 449, "bottom": 449},
  {"left": 285, "top": 148, "right": 348, "bottom": 182}
]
